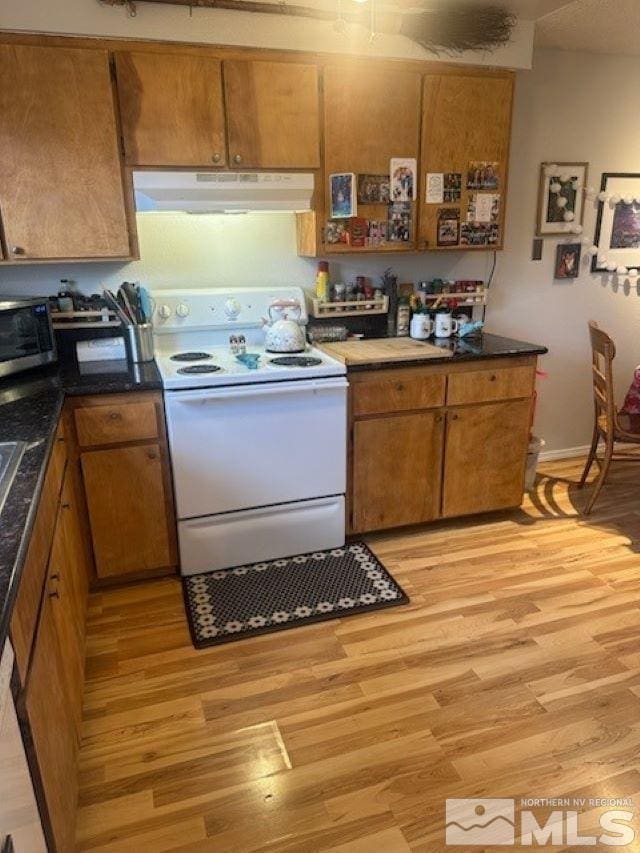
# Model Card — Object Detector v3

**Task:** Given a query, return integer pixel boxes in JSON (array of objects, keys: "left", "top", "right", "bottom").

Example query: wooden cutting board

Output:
[{"left": 318, "top": 337, "right": 454, "bottom": 365}]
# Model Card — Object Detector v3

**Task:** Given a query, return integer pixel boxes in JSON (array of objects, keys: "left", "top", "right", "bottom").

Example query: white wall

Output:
[
  {"left": 488, "top": 47, "right": 640, "bottom": 454},
  {"left": 0, "top": 211, "right": 496, "bottom": 295},
  {"left": 0, "top": 0, "right": 534, "bottom": 69}
]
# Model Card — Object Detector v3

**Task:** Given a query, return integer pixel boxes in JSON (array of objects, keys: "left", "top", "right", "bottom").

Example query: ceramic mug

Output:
[
  {"left": 434, "top": 312, "right": 459, "bottom": 338},
  {"left": 410, "top": 314, "right": 433, "bottom": 340}
]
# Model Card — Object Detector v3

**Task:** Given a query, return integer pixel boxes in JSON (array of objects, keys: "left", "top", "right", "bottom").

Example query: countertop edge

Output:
[
  {"left": 0, "top": 360, "right": 163, "bottom": 651},
  {"left": 0, "top": 393, "right": 65, "bottom": 650}
]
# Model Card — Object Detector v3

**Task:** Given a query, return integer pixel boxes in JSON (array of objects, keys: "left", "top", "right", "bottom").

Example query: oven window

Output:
[{"left": 0, "top": 305, "right": 53, "bottom": 363}]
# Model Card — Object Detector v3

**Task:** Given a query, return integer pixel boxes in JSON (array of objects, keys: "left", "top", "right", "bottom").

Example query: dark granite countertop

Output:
[
  {"left": 0, "top": 357, "right": 162, "bottom": 648},
  {"left": 343, "top": 332, "right": 548, "bottom": 372}
]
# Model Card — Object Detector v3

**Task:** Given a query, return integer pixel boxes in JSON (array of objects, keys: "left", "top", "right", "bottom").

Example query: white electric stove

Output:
[{"left": 151, "top": 287, "right": 348, "bottom": 576}]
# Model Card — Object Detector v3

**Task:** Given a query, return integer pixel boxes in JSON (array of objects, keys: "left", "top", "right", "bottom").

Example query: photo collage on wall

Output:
[
  {"left": 535, "top": 162, "right": 589, "bottom": 281},
  {"left": 426, "top": 161, "right": 501, "bottom": 248},
  {"left": 326, "top": 159, "right": 416, "bottom": 247}
]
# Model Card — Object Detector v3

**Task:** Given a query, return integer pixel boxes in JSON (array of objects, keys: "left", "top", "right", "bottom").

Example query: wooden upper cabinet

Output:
[
  {"left": 115, "top": 51, "right": 227, "bottom": 167},
  {"left": 323, "top": 64, "right": 422, "bottom": 250},
  {"left": 419, "top": 72, "right": 514, "bottom": 250},
  {"left": 0, "top": 44, "right": 131, "bottom": 260},
  {"left": 223, "top": 60, "right": 320, "bottom": 168}
]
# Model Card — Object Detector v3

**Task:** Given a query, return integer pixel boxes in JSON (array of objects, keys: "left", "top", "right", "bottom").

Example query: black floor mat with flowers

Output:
[{"left": 182, "top": 542, "right": 409, "bottom": 648}]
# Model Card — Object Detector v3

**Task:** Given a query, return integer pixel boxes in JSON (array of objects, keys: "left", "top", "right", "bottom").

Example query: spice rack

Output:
[
  {"left": 310, "top": 295, "right": 389, "bottom": 318},
  {"left": 51, "top": 309, "right": 121, "bottom": 330},
  {"left": 422, "top": 290, "right": 487, "bottom": 307}
]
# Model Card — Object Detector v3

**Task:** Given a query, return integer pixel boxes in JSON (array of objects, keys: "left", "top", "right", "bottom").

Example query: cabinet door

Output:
[
  {"left": 323, "top": 65, "right": 421, "bottom": 250},
  {"left": 442, "top": 399, "right": 531, "bottom": 518},
  {"left": 81, "top": 443, "right": 175, "bottom": 578},
  {"left": 0, "top": 44, "right": 131, "bottom": 260},
  {"left": 24, "top": 582, "right": 78, "bottom": 853},
  {"left": 352, "top": 412, "right": 444, "bottom": 534},
  {"left": 115, "top": 51, "right": 227, "bottom": 167},
  {"left": 224, "top": 60, "right": 320, "bottom": 168},
  {"left": 419, "top": 73, "right": 513, "bottom": 250}
]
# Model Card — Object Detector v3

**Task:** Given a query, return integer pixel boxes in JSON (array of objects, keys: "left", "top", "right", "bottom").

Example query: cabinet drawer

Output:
[
  {"left": 446, "top": 365, "right": 535, "bottom": 405},
  {"left": 352, "top": 372, "right": 445, "bottom": 416},
  {"left": 74, "top": 401, "right": 158, "bottom": 447}
]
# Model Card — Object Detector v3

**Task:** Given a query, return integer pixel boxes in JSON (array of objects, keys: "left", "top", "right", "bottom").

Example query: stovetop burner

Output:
[
  {"left": 177, "top": 364, "right": 223, "bottom": 375},
  {"left": 269, "top": 356, "right": 323, "bottom": 368},
  {"left": 170, "top": 351, "right": 212, "bottom": 362}
]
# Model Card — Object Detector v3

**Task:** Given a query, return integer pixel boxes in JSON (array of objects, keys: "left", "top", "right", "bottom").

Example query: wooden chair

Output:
[{"left": 579, "top": 321, "right": 640, "bottom": 514}]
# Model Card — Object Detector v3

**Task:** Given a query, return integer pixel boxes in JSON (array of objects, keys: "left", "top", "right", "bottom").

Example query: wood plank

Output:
[
  {"left": 115, "top": 51, "right": 227, "bottom": 167},
  {"left": 76, "top": 455, "right": 640, "bottom": 850},
  {"left": 0, "top": 44, "right": 131, "bottom": 260},
  {"left": 223, "top": 59, "right": 320, "bottom": 168},
  {"left": 319, "top": 338, "right": 453, "bottom": 366}
]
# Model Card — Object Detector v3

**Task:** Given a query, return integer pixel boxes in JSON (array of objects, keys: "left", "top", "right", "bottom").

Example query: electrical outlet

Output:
[{"left": 532, "top": 238, "right": 543, "bottom": 261}]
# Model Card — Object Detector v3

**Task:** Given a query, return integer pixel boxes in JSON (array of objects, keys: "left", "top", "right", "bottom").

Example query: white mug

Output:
[
  {"left": 434, "top": 312, "right": 459, "bottom": 338},
  {"left": 410, "top": 314, "right": 433, "bottom": 339}
]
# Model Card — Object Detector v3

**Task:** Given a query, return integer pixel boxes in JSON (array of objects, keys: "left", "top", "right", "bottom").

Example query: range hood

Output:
[{"left": 133, "top": 170, "right": 314, "bottom": 214}]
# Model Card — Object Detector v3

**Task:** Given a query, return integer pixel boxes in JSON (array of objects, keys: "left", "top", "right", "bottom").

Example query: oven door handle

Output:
[{"left": 169, "top": 377, "right": 348, "bottom": 404}]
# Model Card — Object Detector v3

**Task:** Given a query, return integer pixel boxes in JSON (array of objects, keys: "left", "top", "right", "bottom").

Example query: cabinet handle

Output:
[
  {"left": 212, "top": 152, "right": 221, "bottom": 163},
  {"left": 61, "top": 502, "right": 70, "bottom": 509},
  {"left": 395, "top": 383, "right": 405, "bottom": 392},
  {"left": 489, "top": 374, "right": 497, "bottom": 382},
  {"left": 451, "top": 413, "right": 459, "bottom": 420},
  {"left": 109, "top": 411, "right": 121, "bottom": 420},
  {"left": 233, "top": 154, "right": 242, "bottom": 164},
  {"left": 48, "top": 589, "right": 60, "bottom": 599},
  {"left": 435, "top": 414, "right": 443, "bottom": 423},
  {"left": 50, "top": 573, "right": 60, "bottom": 581},
  {"left": 56, "top": 435, "right": 65, "bottom": 443},
  {"left": 147, "top": 450, "right": 157, "bottom": 459},
  {"left": 11, "top": 246, "right": 25, "bottom": 256}
]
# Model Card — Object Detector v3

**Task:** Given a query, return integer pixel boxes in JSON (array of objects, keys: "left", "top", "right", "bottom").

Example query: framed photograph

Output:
[
  {"left": 329, "top": 173, "right": 356, "bottom": 219},
  {"left": 555, "top": 243, "right": 581, "bottom": 279},
  {"left": 592, "top": 173, "right": 640, "bottom": 272},
  {"left": 537, "top": 162, "right": 588, "bottom": 236},
  {"left": 390, "top": 158, "right": 417, "bottom": 202},
  {"left": 357, "top": 174, "right": 390, "bottom": 204}
]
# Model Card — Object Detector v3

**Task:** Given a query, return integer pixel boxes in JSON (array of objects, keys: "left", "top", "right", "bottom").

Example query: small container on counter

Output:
[{"left": 396, "top": 297, "right": 411, "bottom": 337}]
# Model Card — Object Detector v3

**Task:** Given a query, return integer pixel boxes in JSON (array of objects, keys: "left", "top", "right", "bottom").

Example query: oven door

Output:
[
  {"left": 165, "top": 377, "right": 348, "bottom": 519},
  {"left": 0, "top": 300, "right": 56, "bottom": 378}
]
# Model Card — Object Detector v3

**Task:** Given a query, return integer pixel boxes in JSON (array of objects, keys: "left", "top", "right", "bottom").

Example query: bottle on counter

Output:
[{"left": 315, "top": 261, "right": 330, "bottom": 302}]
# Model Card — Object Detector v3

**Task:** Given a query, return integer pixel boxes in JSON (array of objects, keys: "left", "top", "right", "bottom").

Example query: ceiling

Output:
[{"left": 535, "top": 0, "right": 640, "bottom": 56}]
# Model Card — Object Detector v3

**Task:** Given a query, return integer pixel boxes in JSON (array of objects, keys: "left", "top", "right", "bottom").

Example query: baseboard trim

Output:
[{"left": 539, "top": 444, "right": 590, "bottom": 462}]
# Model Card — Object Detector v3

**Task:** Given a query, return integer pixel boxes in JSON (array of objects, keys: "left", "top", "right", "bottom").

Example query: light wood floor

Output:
[{"left": 76, "top": 457, "right": 640, "bottom": 851}]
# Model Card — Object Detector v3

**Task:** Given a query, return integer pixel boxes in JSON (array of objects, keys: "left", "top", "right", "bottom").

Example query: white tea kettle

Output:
[{"left": 263, "top": 299, "right": 307, "bottom": 353}]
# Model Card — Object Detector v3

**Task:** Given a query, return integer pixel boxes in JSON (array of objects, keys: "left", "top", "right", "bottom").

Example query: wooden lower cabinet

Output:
[
  {"left": 442, "top": 399, "right": 532, "bottom": 518},
  {"left": 81, "top": 443, "right": 175, "bottom": 578},
  {"left": 352, "top": 412, "right": 444, "bottom": 533},
  {"left": 22, "top": 464, "right": 88, "bottom": 853},
  {"left": 348, "top": 358, "right": 536, "bottom": 534}
]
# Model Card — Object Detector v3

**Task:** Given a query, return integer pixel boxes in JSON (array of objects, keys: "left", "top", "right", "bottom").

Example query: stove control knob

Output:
[
  {"left": 224, "top": 298, "right": 241, "bottom": 319},
  {"left": 176, "top": 302, "right": 189, "bottom": 318},
  {"left": 158, "top": 304, "right": 172, "bottom": 319}
]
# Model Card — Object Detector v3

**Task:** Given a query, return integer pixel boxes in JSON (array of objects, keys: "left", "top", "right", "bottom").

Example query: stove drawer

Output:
[{"left": 179, "top": 496, "right": 345, "bottom": 575}]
